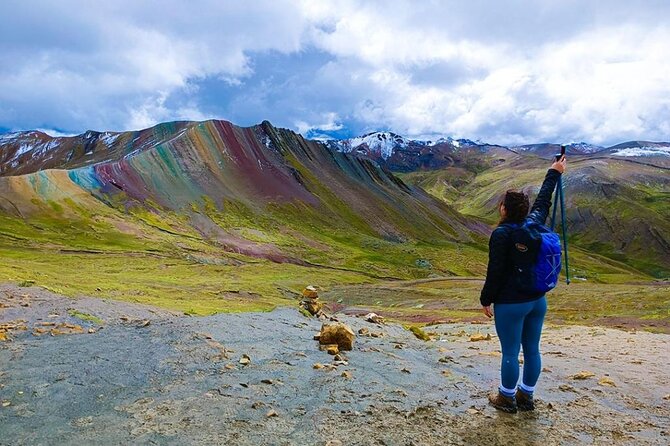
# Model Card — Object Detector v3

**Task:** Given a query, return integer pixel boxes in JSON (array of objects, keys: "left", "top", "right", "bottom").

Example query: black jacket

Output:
[{"left": 480, "top": 168, "right": 562, "bottom": 306}]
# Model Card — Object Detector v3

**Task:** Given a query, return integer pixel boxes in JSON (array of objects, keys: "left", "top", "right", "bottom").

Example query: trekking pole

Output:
[
  {"left": 554, "top": 145, "right": 570, "bottom": 285},
  {"left": 558, "top": 175, "right": 570, "bottom": 284}
]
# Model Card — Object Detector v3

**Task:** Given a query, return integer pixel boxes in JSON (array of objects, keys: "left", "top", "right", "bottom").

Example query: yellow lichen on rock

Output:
[
  {"left": 598, "top": 377, "right": 616, "bottom": 387},
  {"left": 469, "top": 333, "right": 492, "bottom": 342},
  {"left": 571, "top": 371, "right": 596, "bottom": 380}
]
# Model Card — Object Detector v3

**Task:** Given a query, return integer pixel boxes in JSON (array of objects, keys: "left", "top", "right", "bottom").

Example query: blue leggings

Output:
[{"left": 494, "top": 296, "right": 547, "bottom": 393}]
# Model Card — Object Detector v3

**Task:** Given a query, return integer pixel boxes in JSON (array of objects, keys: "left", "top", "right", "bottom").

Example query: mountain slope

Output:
[
  {"left": 0, "top": 121, "right": 662, "bottom": 317},
  {"left": 326, "top": 132, "right": 513, "bottom": 173},
  {"left": 328, "top": 131, "right": 669, "bottom": 278},
  {"left": 0, "top": 122, "right": 193, "bottom": 176},
  {"left": 403, "top": 155, "right": 670, "bottom": 277},
  {"left": 0, "top": 120, "right": 493, "bottom": 301}
]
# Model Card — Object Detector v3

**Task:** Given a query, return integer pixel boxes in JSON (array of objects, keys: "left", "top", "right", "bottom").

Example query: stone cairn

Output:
[
  {"left": 299, "top": 285, "right": 356, "bottom": 358},
  {"left": 299, "top": 285, "right": 324, "bottom": 317}
]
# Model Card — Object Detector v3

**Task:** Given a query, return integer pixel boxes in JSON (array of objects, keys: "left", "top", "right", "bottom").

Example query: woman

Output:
[{"left": 480, "top": 155, "right": 567, "bottom": 413}]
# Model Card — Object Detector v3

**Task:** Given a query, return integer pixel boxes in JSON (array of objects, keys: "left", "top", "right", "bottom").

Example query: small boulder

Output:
[
  {"left": 469, "top": 333, "right": 492, "bottom": 342},
  {"left": 33, "top": 328, "right": 47, "bottom": 336},
  {"left": 302, "top": 299, "right": 324, "bottom": 316},
  {"left": 302, "top": 286, "right": 319, "bottom": 299},
  {"left": 319, "top": 322, "right": 355, "bottom": 351},
  {"left": 598, "top": 377, "right": 616, "bottom": 387},
  {"left": 570, "top": 371, "right": 596, "bottom": 380},
  {"left": 319, "top": 343, "right": 340, "bottom": 354},
  {"left": 363, "top": 312, "right": 385, "bottom": 324}
]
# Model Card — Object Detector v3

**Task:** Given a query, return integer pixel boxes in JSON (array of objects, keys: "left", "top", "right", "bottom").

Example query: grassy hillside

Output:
[
  {"left": 401, "top": 155, "right": 670, "bottom": 278},
  {"left": 0, "top": 121, "right": 666, "bottom": 328},
  {"left": 0, "top": 121, "right": 493, "bottom": 315}
]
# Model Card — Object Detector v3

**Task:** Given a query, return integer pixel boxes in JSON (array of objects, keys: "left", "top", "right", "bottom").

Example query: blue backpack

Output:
[{"left": 508, "top": 220, "right": 562, "bottom": 294}]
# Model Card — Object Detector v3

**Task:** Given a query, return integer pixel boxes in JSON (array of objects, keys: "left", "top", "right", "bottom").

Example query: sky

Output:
[{"left": 0, "top": 0, "right": 669, "bottom": 146}]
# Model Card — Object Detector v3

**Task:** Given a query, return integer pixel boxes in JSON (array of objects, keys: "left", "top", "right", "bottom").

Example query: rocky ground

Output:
[{"left": 1, "top": 284, "right": 669, "bottom": 445}]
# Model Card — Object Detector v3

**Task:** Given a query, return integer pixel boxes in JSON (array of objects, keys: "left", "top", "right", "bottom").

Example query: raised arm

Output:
[{"left": 527, "top": 156, "right": 566, "bottom": 225}]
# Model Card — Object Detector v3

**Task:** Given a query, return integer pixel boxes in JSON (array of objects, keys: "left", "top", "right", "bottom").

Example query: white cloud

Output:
[
  {"left": 35, "top": 129, "right": 78, "bottom": 137},
  {"left": 297, "top": 3, "right": 670, "bottom": 144},
  {"left": 1, "top": 0, "right": 669, "bottom": 145},
  {"left": 0, "top": 0, "right": 313, "bottom": 131},
  {"left": 295, "top": 112, "right": 343, "bottom": 135}
]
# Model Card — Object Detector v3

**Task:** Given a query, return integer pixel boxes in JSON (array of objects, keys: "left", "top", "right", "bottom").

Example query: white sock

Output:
[
  {"left": 519, "top": 382, "right": 535, "bottom": 394},
  {"left": 499, "top": 384, "right": 516, "bottom": 397}
]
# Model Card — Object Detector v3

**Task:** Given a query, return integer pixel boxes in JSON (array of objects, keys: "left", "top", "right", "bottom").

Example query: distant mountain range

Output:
[
  {"left": 3, "top": 127, "right": 668, "bottom": 177},
  {"left": 357, "top": 132, "right": 669, "bottom": 278},
  {"left": 325, "top": 131, "right": 670, "bottom": 171},
  {"left": 0, "top": 123, "right": 668, "bottom": 278}
]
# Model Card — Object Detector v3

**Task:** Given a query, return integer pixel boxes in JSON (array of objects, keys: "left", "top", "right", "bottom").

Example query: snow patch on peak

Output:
[
  {"left": 427, "top": 136, "right": 456, "bottom": 147},
  {"left": 426, "top": 136, "right": 477, "bottom": 148},
  {"left": 0, "top": 132, "right": 24, "bottom": 143},
  {"left": 347, "top": 132, "right": 408, "bottom": 159},
  {"left": 568, "top": 142, "right": 605, "bottom": 153},
  {"left": 100, "top": 132, "right": 121, "bottom": 147},
  {"left": 611, "top": 145, "right": 670, "bottom": 157},
  {"left": 329, "top": 132, "right": 473, "bottom": 159},
  {"left": 15, "top": 143, "right": 35, "bottom": 157}
]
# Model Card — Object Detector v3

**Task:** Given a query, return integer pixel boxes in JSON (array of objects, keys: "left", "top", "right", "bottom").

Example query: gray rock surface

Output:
[{"left": 1, "top": 284, "right": 669, "bottom": 445}]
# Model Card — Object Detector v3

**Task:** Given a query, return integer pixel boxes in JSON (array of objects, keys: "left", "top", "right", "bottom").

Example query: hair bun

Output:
[{"left": 502, "top": 190, "right": 530, "bottom": 223}]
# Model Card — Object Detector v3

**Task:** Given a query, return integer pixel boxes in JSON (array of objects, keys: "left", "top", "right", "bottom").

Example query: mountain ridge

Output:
[
  {"left": 1, "top": 119, "right": 667, "bottom": 280},
  {"left": 325, "top": 131, "right": 669, "bottom": 158},
  {"left": 0, "top": 119, "right": 492, "bottom": 285},
  {"left": 4, "top": 123, "right": 670, "bottom": 175}
]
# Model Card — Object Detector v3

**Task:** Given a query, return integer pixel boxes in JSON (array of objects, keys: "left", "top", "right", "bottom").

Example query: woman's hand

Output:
[
  {"left": 482, "top": 305, "right": 493, "bottom": 318},
  {"left": 551, "top": 155, "right": 567, "bottom": 173}
]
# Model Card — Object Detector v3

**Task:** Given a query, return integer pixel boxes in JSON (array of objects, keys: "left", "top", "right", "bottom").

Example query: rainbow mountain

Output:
[{"left": 0, "top": 120, "right": 488, "bottom": 279}]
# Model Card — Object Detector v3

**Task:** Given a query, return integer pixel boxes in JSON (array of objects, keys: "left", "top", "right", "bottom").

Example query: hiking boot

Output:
[
  {"left": 515, "top": 388, "right": 535, "bottom": 411},
  {"left": 488, "top": 391, "right": 517, "bottom": 413}
]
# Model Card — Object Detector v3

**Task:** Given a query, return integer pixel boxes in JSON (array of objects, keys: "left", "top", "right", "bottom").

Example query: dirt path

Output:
[{"left": 1, "top": 284, "right": 669, "bottom": 445}]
